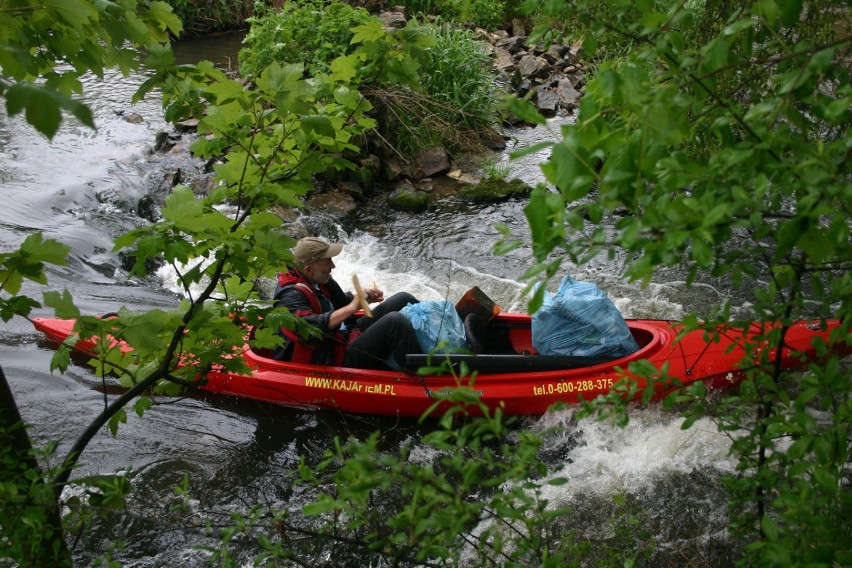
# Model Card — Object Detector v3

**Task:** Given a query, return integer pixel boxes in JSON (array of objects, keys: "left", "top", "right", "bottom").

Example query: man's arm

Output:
[{"left": 327, "top": 295, "right": 361, "bottom": 330}]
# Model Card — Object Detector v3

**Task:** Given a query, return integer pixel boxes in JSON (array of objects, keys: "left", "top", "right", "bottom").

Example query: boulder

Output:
[
  {"left": 383, "top": 158, "right": 405, "bottom": 181},
  {"left": 304, "top": 190, "right": 357, "bottom": 215},
  {"left": 388, "top": 181, "right": 430, "bottom": 212},
  {"left": 493, "top": 47, "right": 516, "bottom": 76},
  {"left": 457, "top": 178, "right": 533, "bottom": 203},
  {"left": 410, "top": 146, "right": 450, "bottom": 179},
  {"left": 542, "top": 44, "right": 568, "bottom": 64},
  {"left": 378, "top": 7, "right": 407, "bottom": 29},
  {"left": 495, "top": 36, "right": 526, "bottom": 55},
  {"left": 535, "top": 87, "right": 560, "bottom": 117},
  {"left": 336, "top": 180, "right": 364, "bottom": 200},
  {"left": 556, "top": 79, "right": 582, "bottom": 109},
  {"left": 517, "top": 54, "right": 549, "bottom": 79}
]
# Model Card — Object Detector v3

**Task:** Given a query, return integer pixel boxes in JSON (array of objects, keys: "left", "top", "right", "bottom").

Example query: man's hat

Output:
[{"left": 294, "top": 237, "right": 343, "bottom": 266}]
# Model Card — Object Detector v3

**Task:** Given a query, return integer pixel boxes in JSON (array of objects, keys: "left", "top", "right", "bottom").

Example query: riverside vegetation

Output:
[{"left": 1, "top": 0, "right": 850, "bottom": 566}]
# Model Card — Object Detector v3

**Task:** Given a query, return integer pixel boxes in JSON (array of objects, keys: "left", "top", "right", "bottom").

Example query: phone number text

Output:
[{"left": 532, "top": 378, "right": 613, "bottom": 396}]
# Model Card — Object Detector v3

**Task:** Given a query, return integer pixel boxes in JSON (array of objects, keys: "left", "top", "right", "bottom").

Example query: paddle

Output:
[{"left": 351, "top": 274, "right": 374, "bottom": 318}]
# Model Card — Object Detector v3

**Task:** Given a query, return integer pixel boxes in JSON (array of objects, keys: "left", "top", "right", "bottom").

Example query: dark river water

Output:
[{"left": 1, "top": 35, "right": 742, "bottom": 566}]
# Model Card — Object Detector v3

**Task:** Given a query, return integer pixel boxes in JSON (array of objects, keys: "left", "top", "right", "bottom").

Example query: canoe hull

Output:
[{"left": 32, "top": 315, "right": 848, "bottom": 417}]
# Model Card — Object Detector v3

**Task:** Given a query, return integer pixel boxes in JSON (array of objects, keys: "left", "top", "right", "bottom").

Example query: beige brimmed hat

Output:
[{"left": 294, "top": 237, "right": 343, "bottom": 265}]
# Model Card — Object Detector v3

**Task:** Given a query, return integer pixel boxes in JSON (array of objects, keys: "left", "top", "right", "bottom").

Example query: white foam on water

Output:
[
  {"left": 331, "top": 231, "right": 532, "bottom": 311},
  {"left": 534, "top": 406, "right": 737, "bottom": 503}
]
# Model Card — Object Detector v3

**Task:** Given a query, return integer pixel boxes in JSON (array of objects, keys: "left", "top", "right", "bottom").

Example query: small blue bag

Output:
[
  {"left": 532, "top": 275, "right": 639, "bottom": 359},
  {"left": 401, "top": 299, "right": 470, "bottom": 353}
]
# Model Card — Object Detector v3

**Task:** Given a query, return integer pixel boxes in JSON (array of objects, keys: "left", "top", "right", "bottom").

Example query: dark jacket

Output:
[{"left": 273, "top": 268, "right": 354, "bottom": 364}]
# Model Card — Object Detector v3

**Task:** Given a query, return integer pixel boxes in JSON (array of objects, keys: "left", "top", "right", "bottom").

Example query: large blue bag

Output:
[
  {"left": 401, "top": 299, "right": 470, "bottom": 353},
  {"left": 531, "top": 275, "right": 639, "bottom": 359}
]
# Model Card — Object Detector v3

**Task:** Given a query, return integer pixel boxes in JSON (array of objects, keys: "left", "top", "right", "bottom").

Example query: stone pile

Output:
[{"left": 479, "top": 25, "right": 586, "bottom": 118}]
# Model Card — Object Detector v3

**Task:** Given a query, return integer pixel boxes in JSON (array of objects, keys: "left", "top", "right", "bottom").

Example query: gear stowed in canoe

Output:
[{"left": 31, "top": 310, "right": 849, "bottom": 417}]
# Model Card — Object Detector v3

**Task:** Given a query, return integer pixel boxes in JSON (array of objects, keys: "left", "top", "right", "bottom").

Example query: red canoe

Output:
[{"left": 32, "top": 314, "right": 848, "bottom": 417}]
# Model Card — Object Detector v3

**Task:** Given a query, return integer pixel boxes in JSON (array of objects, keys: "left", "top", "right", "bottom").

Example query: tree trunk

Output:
[{"left": 0, "top": 364, "right": 71, "bottom": 567}]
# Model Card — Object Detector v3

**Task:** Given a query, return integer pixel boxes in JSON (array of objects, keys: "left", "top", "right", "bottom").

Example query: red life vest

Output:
[{"left": 277, "top": 279, "right": 359, "bottom": 365}]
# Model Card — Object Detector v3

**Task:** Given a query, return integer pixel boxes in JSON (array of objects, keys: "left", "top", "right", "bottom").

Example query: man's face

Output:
[{"left": 304, "top": 257, "right": 335, "bottom": 284}]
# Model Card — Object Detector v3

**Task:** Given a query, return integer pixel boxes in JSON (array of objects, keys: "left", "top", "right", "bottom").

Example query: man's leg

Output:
[
  {"left": 357, "top": 292, "right": 417, "bottom": 330},
  {"left": 345, "top": 312, "right": 422, "bottom": 370}
]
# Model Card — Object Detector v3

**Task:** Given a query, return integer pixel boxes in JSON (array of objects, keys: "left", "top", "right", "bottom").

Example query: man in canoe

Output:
[{"left": 273, "top": 237, "right": 422, "bottom": 370}]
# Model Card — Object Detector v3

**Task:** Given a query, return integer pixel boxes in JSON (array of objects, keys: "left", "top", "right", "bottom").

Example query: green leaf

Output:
[
  {"left": 502, "top": 96, "right": 546, "bottom": 125},
  {"left": 50, "top": 345, "right": 72, "bottom": 374},
  {"left": 133, "top": 396, "right": 153, "bottom": 418},
  {"left": 753, "top": 0, "right": 780, "bottom": 27},
  {"left": 120, "top": 310, "right": 169, "bottom": 351},
  {"left": 107, "top": 408, "right": 127, "bottom": 436},
  {"left": 544, "top": 133, "right": 596, "bottom": 200},
  {"left": 509, "top": 141, "right": 553, "bottom": 160},
  {"left": 148, "top": 1, "right": 183, "bottom": 36},
  {"left": 329, "top": 54, "right": 359, "bottom": 83},
  {"left": 43, "top": 290, "right": 81, "bottom": 319},
  {"left": 778, "top": 0, "right": 803, "bottom": 26},
  {"left": 691, "top": 238, "right": 713, "bottom": 267},
  {"left": 760, "top": 515, "right": 779, "bottom": 540},
  {"left": 639, "top": 12, "right": 667, "bottom": 34},
  {"left": 303, "top": 495, "right": 340, "bottom": 515},
  {"left": 4, "top": 83, "right": 95, "bottom": 139},
  {"left": 300, "top": 115, "right": 336, "bottom": 138},
  {"left": 20, "top": 232, "right": 72, "bottom": 266},
  {"left": 350, "top": 19, "right": 385, "bottom": 45},
  {"left": 701, "top": 38, "right": 730, "bottom": 74},
  {"left": 0, "top": 295, "right": 41, "bottom": 321},
  {"left": 0, "top": 233, "right": 70, "bottom": 294},
  {"left": 162, "top": 186, "right": 234, "bottom": 234},
  {"left": 47, "top": 0, "right": 97, "bottom": 30},
  {"left": 722, "top": 18, "right": 757, "bottom": 37}
]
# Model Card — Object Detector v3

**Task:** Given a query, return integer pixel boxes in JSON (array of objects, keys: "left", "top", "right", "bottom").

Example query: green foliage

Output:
[
  {"left": 447, "top": 0, "right": 507, "bottom": 30},
  {"left": 397, "top": 0, "right": 439, "bottom": 18},
  {"left": 500, "top": 0, "right": 852, "bottom": 564},
  {"left": 0, "top": 0, "right": 182, "bottom": 139},
  {"left": 300, "top": 406, "right": 556, "bottom": 565},
  {"left": 240, "top": 3, "right": 503, "bottom": 159},
  {"left": 420, "top": 25, "right": 499, "bottom": 130},
  {"left": 165, "top": 0, "right": 252, "bottom": 36},
  {"left": 481, "top": 156, "right": 511, "bottom": 181},
  {"left": 400, "top": 0, "right": 508, "bottom": 30},
  {"left": 1, "top": 3, "right": 377, "bottom": 564},
  {"left": 0, "top": 233, "right": 70, "bottom": 320},
  {"left": 239, "top": 0, "right": 374, "bottom": 79},
  {"left": 0, "top": 427, "right": 69, "bottom": 566},
  {"left": 4, "top": 0, "right": 849, "bottom": 566},
  {"left": 99, "top": 44, "right": 380, "bottom": 393},
  {"left": 198, "top": 393, "right": 654, "bottom": 565},
  {"left": 378, "top": 23, "right": 502, "bottom": 158}
]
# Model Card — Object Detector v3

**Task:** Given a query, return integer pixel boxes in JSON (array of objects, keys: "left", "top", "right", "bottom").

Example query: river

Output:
[{"left": 1, "top": 35, "right": 741, "bottom": 566}]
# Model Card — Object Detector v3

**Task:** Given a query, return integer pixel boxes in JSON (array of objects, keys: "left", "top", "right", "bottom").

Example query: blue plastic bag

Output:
[
  {"left": 401, "top": 300, "right": 470, "bottom": 353},
  {"left": 531, "top": 275, "right": 639, "bottom": 359}
]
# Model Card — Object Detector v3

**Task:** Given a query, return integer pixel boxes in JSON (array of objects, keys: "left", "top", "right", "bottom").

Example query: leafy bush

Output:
[
  {"left": 442, "top": 0, "right": 506, "bottom": 30},
  {"left": 506, "top": 0, "right": 852, "bottom": 565},
  {"left": 198, "top": 392, "right": 656, "bottom": 565},
  {"left": 400, "top": 0, "right": 507, "bottom": 30},
  {"left": 166, "top": 0, "right": 254, "bottom": 36},
  {"left": 240, "top": 3, "right": 503, "bottom": 159},
  {"left": 376, "top": 24, "right": 503, "bottom": 158},
  {"left": 239, "top": 0, "right": 373, "bottom": 79}
]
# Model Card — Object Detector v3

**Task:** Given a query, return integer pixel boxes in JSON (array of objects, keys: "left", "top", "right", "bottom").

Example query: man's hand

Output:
[{"left": 364, "top": 287, "right": 384, "bottom": 303}]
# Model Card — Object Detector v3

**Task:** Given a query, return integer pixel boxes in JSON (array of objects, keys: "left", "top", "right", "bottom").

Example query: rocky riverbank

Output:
[{"left": 366, "top": 7, "right": 586, "bottom": 214}]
